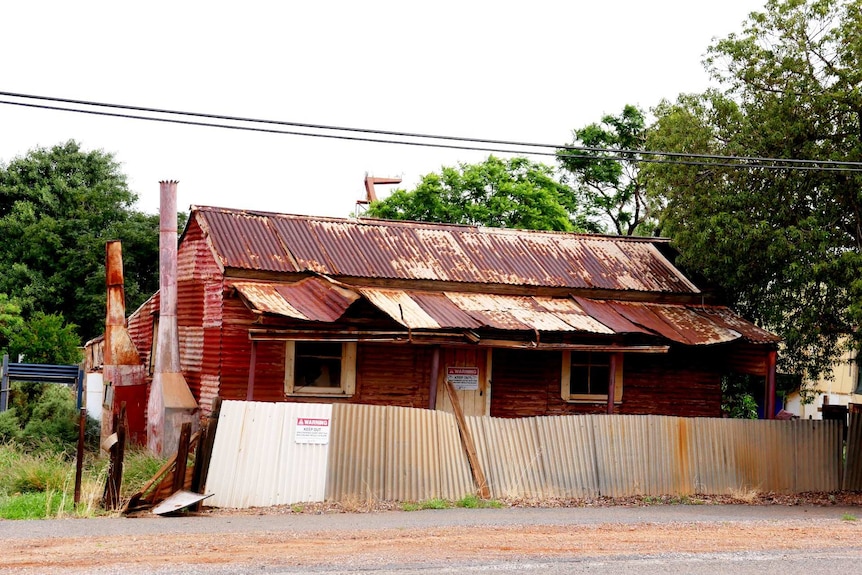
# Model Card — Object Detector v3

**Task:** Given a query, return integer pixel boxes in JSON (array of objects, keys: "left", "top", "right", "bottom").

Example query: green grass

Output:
[
  {"left": 841, "top": 513, "right": 857, "bottom": 521},
  {"left": 401, "top": 498, "right": 450, "bottom": 511},
  {"left": 401, "top": 495, "right": 503, "bottom": 512},
  {"left": 456, "top": 494, "right": 503, "bottom": 509},
  {"left": 0, "top": 490, "right": 73, "bottom": 519}
]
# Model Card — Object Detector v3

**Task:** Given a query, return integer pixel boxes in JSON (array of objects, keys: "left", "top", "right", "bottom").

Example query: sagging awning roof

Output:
[
  {"left": 231, "top": 278, "right": 778, "bottom": 346},
  {"left": 232, "top": 278, "right": 359, "bottom": 322}
]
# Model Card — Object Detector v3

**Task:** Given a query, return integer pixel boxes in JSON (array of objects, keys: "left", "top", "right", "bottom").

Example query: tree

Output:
[
  {"left": 645, "top": 0, "right": 862, "bottom": 382},
  {"left": 366, "top": 155, "right": 602, "bottom": 233},
  {"left": 0, "top": 141, "right": 163, "bottom": 340},
  {"left": 557, "top": 105, "right": 659, "bottom": 236}
]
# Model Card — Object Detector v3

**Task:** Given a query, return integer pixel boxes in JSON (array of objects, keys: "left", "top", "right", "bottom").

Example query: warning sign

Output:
[
  {"left": 295, "top": 417, "right": 331, "bottom": 444},
  {"left": 447, "top": 366, "right": 479, "bottom": 390}
]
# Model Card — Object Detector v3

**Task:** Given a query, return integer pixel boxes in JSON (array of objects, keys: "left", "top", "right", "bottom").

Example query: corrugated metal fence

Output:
[
  {"left": 470, "top": 415, "right": 841, "bottom": 499},
  {"left": 206, "top": 401, "right": 843, "bottom": 508},
  {"left": 845, "top": 407, "right": 862, "bottom": 491}
]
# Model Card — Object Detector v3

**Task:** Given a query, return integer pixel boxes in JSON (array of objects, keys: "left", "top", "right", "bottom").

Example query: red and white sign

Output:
[
  {"left": 295, "top": 417, "right": 331, "bottom": 444},
  {"left": 447, "top": 366, "right": 479, "bottom": 390}
]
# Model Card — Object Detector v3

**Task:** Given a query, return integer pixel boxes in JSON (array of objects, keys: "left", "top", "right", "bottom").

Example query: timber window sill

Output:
[
  {"left": 286, "top": 389, "right": 354, "bottom": 398},
  {"left": 564, "top": 397, "right": 622, "bottom": 405}
]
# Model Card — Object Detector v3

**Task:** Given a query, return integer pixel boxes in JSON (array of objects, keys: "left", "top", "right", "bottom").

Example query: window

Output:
[
  {"left": 284, "top": 341, "right": 356, "bottom": 397},
  {"left": 561, "top": 351, "right": 623, "bottom": 403}
]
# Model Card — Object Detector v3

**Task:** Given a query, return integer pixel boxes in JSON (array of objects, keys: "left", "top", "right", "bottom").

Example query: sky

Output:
[{"left": 1, "top": 1, "right": 768, "bottom": 219}]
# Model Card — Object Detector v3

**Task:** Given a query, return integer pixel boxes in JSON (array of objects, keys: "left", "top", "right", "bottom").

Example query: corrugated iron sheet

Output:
[
  {"left": 199, "top": 208, "right": 297, "bottom": 273},
  {"left": 467, "top": 414, "right": 842, "bottom": 499},
  {"left": 193, "top": 206, "right": 699, "bottom": 293},
  {"left": 206, "top": 405, "right": 842, "bottom": 508},
  {"left": 206, "top": 401, "right": 332, "bottom": 508},
  {"left": 845, "top": 408, "right": 862, "bottom": 490},
  {"left": 229, "top": 276, "right": 773, "bottom": 345},
  {"left": 326, "top": 404, "right": 473, "bottom": 502},
  {"left": 232, "top": 277, "right": 359, "bottom": 322}
]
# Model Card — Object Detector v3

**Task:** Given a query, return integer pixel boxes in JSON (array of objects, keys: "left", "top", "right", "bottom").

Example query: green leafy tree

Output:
[
  {"left": 646, "top": 0, "right": 862, "bottom": 382},
  {"left": 7, "top": 312, "right": 81, "bottom": 365},
  {"left": 558, "top": 105, "right": 659, "bottom": 236},
  {"left": 0, "top": 293, "right": 24, "bottom": 355},
  {"left": 366, "top": 155, "right": 602, "bottom": 232},
  {"left": 0, "top": 141, "right": 163, "bottom": 340}
]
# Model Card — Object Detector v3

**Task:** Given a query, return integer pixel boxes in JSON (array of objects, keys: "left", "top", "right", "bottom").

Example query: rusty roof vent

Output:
[{"left": 355, "top": 174, "right": 401, "bottom": 217}]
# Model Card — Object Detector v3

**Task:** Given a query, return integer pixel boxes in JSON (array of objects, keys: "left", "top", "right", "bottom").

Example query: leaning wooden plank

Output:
[{"left": 443, "top": 377, "right": 490, "bottom": 499}]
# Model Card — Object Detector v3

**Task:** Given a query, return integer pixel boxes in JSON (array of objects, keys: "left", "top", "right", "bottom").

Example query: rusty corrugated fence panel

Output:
[
  {"left": 592, "top": 415, "right": 685, "bottom": 497},
  {"left": 206, "top": 401, "right": 332, "bottom": 508},
  {"left": 327, "top": 404, "right": 472, "bottom": 502},
  {"left": 687, "top": 417, "right": 740, "bottom": 494},
  {"left": 468, "top": 416, "right": 546, "bottom": 498},
  {"left": 844, "top": 408, "right": 862, "bottom": 490},
  {"left": 533, "top": 415, "right": 599, "bottom": 498},
  {"left": 326, "top": 403, "right": 387, "bottom": 502},
  {"left": 795, "top": 419, "right": 842, "bottom": 492}
]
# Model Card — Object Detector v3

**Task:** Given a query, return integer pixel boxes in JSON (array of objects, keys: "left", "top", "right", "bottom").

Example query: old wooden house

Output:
[{"left": 91, "top": 201, "right": 780, "bottom": 445}]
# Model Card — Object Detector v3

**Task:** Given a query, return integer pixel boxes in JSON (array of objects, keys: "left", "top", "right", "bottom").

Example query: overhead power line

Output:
[{"left": 2, "top": 90, "right": 862, "bottom": 173}]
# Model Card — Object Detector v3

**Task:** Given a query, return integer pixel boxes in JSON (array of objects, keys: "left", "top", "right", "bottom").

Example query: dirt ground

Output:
[{"left": 5, "top": 493, "right": 862, "bottom": 574}]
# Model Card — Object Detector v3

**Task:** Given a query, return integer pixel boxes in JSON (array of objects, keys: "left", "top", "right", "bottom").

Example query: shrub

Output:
[
  {"left": 21, "top": 385, "right": 79, "bottom": 451},
  {"left": 0, "top": 409, "right": 22, "bottom": 443}
]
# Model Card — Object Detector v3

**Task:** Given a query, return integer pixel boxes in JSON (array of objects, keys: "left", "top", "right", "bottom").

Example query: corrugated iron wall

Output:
[{"left": 206, "top": 405, "right": 843, "bottom": 509}]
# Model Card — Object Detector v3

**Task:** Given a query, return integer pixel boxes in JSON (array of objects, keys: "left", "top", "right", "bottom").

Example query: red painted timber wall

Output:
[{"left": 489, "top": 348, "right": 724, "bottom": 418}]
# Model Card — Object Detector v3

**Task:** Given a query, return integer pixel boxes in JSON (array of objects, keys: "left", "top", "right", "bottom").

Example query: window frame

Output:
[
  {"left": 284, "top": 340, "right": 357, "bottom": 398},
  {"left": 560, "top": 350, "right": 623, "bottom": 403}
]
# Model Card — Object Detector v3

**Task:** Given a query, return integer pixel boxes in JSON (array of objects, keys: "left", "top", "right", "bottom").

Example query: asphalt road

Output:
[
  {"left": 3, "top": 504, "right": 861, "bottom": 575},
  {"left": 4, "top": 503, "right": 858, "bottom": 539}
]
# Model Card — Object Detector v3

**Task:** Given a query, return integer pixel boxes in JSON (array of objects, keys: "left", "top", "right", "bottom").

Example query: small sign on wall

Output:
[
  {"left": 295, "top": 417, "right": 331, "bottom": 444},
  {"left": 447, "top": 366, "right": 479, "bottom": 390}
]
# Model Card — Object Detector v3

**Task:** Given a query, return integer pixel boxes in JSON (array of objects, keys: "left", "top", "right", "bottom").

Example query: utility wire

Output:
[{"left": 3, "top": 90, "right": 862, "bottom": 172}]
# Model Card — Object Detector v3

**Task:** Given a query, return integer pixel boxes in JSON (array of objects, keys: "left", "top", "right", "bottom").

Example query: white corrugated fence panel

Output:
[{"left": 206, "top": 401, "right": 331, "bottom": 508}]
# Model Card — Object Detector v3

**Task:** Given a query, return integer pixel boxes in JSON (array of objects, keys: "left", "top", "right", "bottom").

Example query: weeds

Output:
[
  {"left": 842, "top": 513, "right": 857, "bottom": 521},
  {"left": 728, "top": 486, "right": 761, "bottom": 504},
  {"left": 456, "top": 494, "right": 502, "bottom": 509},
  {"left": 401, "top": 498, "right": 450, "bottom": 511},
  {"left": 0, "top": 442, "right": 167, "bottom": 519},
  {"left": 401, "top": 495, "right": 502, "bottom": 511}
]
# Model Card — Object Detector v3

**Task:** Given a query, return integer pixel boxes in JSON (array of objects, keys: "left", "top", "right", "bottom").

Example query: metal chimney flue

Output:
[{"left": 147, "top": 180, "right": 198, "bottom": 456}]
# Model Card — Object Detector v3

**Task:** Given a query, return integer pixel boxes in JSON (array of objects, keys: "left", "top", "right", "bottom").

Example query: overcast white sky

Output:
[{"left": 1, "top": 1, "right": 766, "bottom": 218}]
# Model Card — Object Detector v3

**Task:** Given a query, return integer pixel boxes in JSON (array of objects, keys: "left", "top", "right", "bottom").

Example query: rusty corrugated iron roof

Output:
[
  {"left": 193, "top": 206, "right": 699, "bottom": 293},
  {"left": 229, "top": 278, "right": 779, "bottom": 346},
  {"left": 232, "top": 277, "right": 360, "bottom": 322}
]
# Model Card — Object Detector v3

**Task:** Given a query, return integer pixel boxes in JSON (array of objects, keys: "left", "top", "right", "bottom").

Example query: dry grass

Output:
[{"left": 727, "top": 485, "right": 761, "bottom": 503}]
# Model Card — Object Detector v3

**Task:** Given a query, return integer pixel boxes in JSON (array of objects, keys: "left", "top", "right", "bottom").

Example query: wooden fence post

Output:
[
  {"left": 74, "top": 407, "right": 86, "bottom": 504},
  {"left": 102, "top": 402, "right": 126, "bottom": 510}
]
